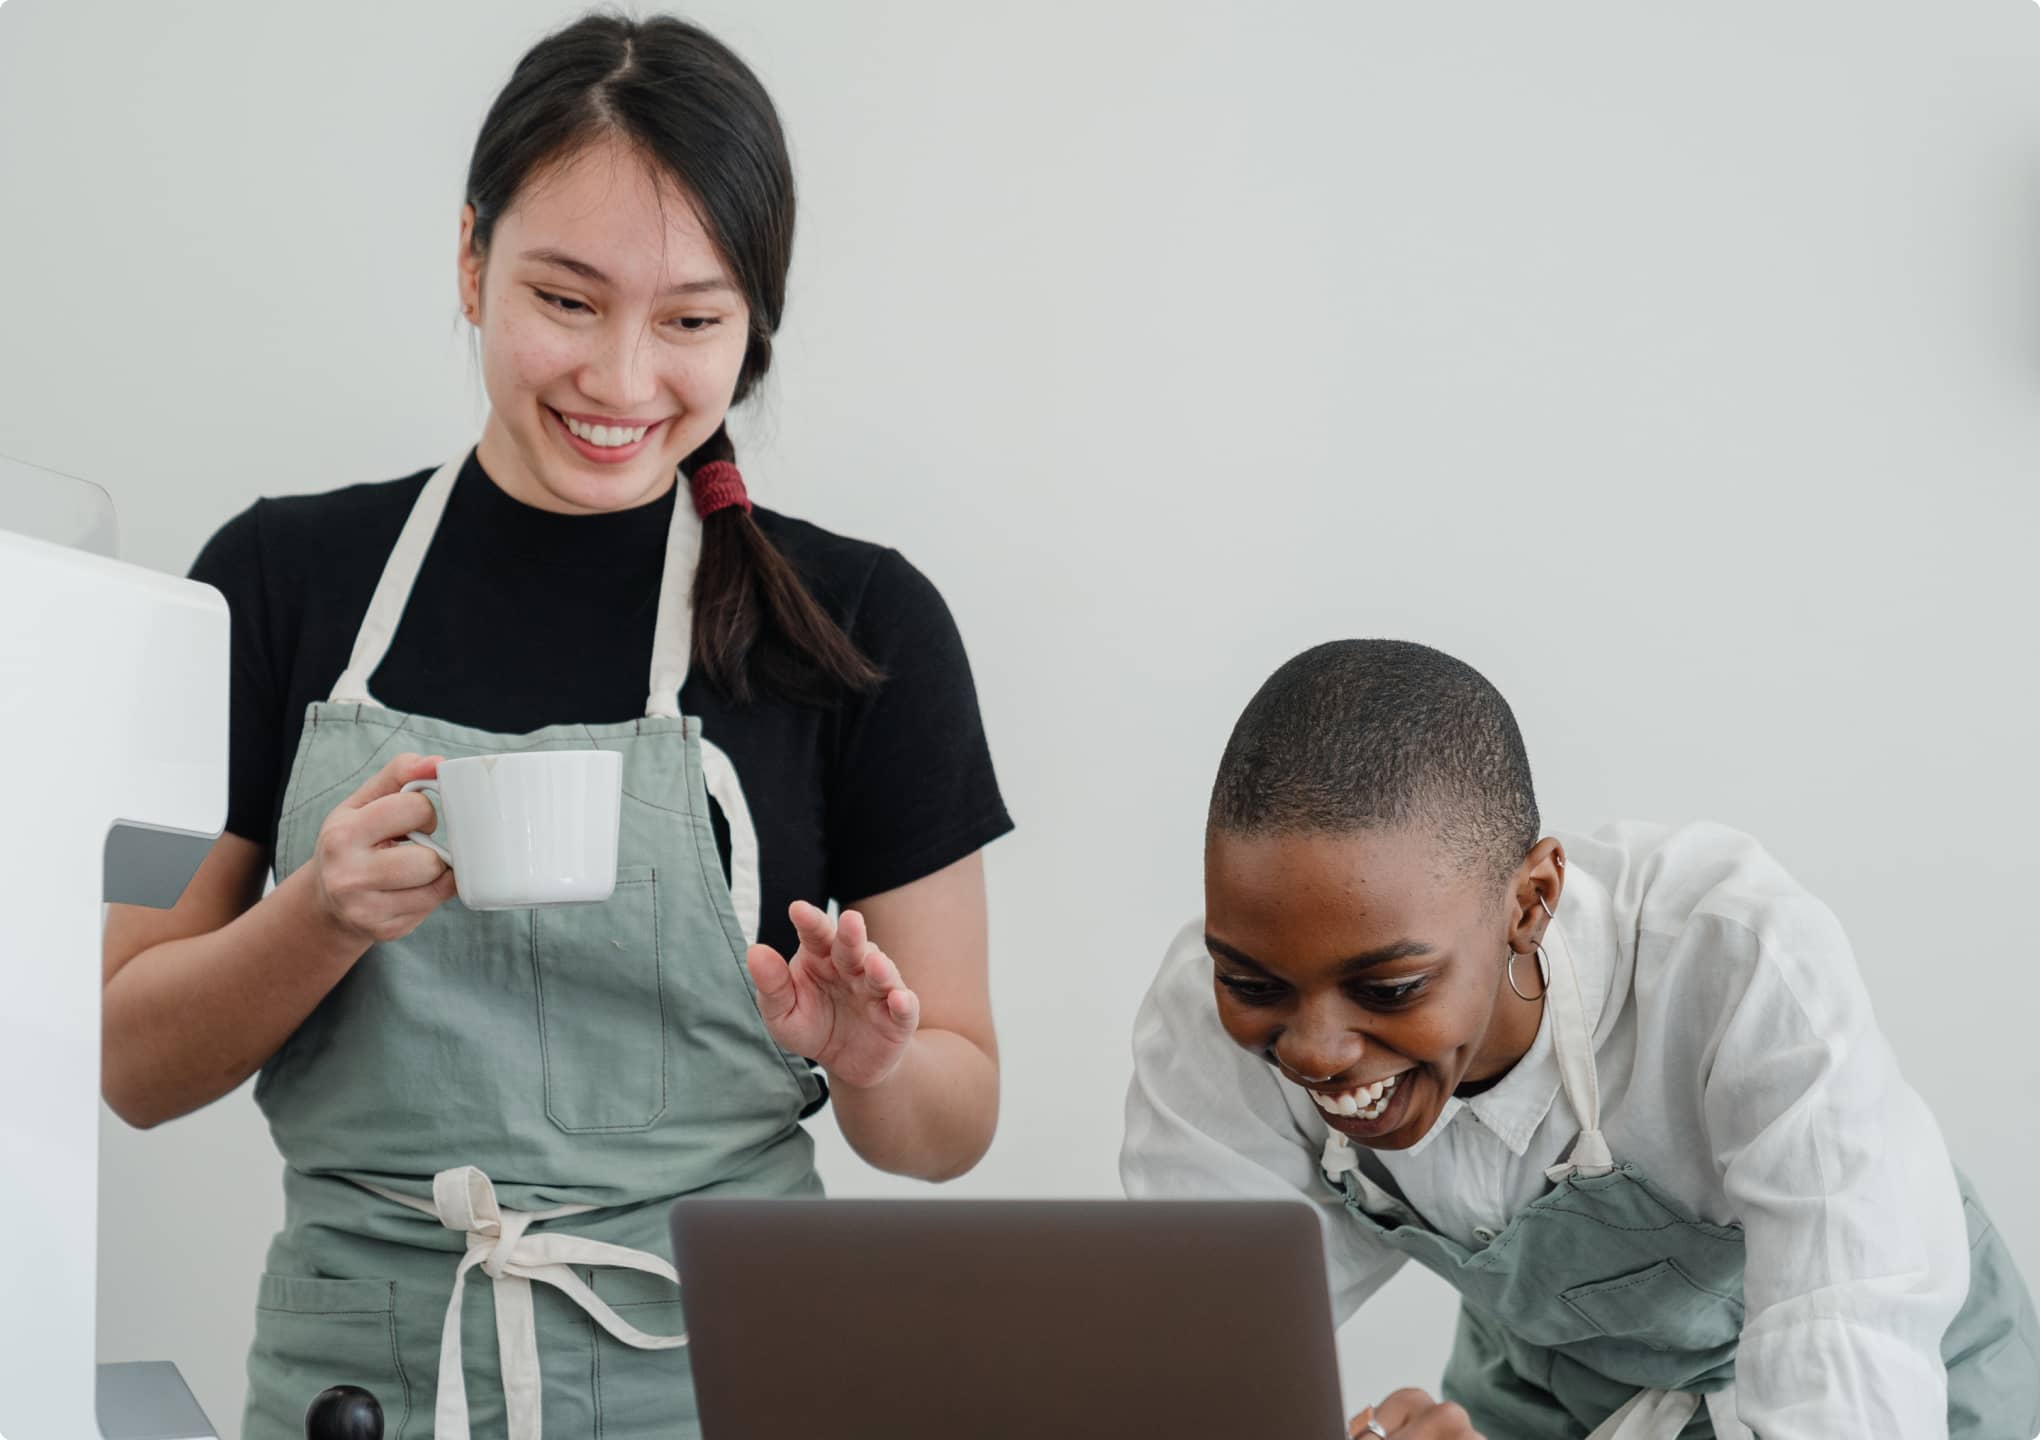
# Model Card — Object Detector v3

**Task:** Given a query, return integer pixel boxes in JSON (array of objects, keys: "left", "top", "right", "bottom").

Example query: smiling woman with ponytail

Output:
[{"left": 103, "top": 12, "right": 1011, "bottom": 1437}]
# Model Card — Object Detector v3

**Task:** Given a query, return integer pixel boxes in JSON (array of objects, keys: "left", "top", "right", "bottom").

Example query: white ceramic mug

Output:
[{"left": 400, "top": 749, "right": 623, "bottom": 910}]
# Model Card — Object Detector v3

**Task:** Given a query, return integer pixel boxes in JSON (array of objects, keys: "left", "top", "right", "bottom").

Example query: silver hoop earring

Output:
[
  {"left": 1538, "top": 895, "right": 1556, "bottom": 920},
  {"left": 1506, "top": 945, "right": 1550, "bottom": 1002}
]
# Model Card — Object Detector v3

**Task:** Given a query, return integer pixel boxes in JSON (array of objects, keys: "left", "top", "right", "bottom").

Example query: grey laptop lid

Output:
[{"left": 669, "top": 1198, "right": 1345, "bottom": 1440}]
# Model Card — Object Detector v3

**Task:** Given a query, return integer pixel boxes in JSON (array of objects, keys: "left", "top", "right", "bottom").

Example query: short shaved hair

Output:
[{"left": 1209, "top": 640, "right": 1540, "bottom": 889}]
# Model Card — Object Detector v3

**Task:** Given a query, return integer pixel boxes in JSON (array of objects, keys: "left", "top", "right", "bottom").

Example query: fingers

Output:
[
  {"left": 859, "top": 946, "right": 919, "bottom": 1026},
  {"left": 833, "top": 912, "right": 918, "bottom": 1021},
  {"left": 359, "top": 835, "right": 455, "bottom": 892},
  {"left": 860, "top": 941, "right": 899, "bottom": 994},
  {"left": 884, "top": 979, "right": 920, "bottom": 1031},
  {"left": 1348, "top": 1407, "right": 1376, "bottom": 1438},
  {"left": 358, "top": 787, "right": 442, "bottom": 847},
  {"left": 745, "top": 944, "right": 797, "bottom": 1023},
  {"left": 331, "top": 752, "right": 443, "bottom": 847},
  {"left": 1365, "top": 1390, "right": 1481, "bottom": 1440},
  {"left": 831, "top": 910, "right": 889, "bottom": 992},
  {"left": 313, "top": 753, "right": 456, "bottom": 944},
  {"left": 1370, "top": 1390, "right": 1433, "bottom": 1432},
  {"left": 384, "top": 866, "right": 459, "bottom": 924},
  {"left": 784, "top": 902, "right": 916, "bottom": 1034},
  {"left": 317, "top": 858, "right": 456, "bottom": 945},
  {"left": 831, "top": 907, "right": 870, "bottom": 980},
  {"left": 387, "top": 867, "right": 458, "bottom": 939},
  {"left": 1397, "top": 1401, "right": 1478, "bottom": 1439},
  {"left": 792, "top": 904, "right": 890, "bottom": 992},
  {"left": 343, "top": 751, "right": 440, "bottom": 810},
  {"left": 788, "top": 899, "right": 836, "bottom": 959}
]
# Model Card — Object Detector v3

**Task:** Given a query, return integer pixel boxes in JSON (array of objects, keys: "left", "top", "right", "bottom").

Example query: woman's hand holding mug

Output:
[{"left": 311, "top": 752, "right": 458, "bottom": 946}]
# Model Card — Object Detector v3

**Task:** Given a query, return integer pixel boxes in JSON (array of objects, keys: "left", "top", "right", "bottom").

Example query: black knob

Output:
[{"left": 305, "top": 1385, "right": 383, "bottom": 1440}]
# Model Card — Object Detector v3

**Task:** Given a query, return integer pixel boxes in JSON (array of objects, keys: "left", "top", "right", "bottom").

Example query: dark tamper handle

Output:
[{"left": 305, "top": 1385, "right": 384, "bottom": 1440}]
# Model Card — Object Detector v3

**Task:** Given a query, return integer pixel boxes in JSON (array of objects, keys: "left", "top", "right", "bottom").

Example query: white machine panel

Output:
[{"left": 1, "top": 480, "right": 228, "bottom": 1438}]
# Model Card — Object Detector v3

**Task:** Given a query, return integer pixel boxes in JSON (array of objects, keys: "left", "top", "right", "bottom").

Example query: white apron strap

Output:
[
  {"left": 329, "top": 456, "right": 465, "bottom": 706},
  {"left": 1541, "top": 904, "right": 1713, "bottom": 1440},
  {"left": 330, "top": 452, "right": 703, "bottom": 720},
  {"left": 356, "top": 1167, "right": 687, "bottom": 1440},
  {"left": 643, "top": 493, "right": 701, "bottom": 719},
  {"left": 1320, "top": 1132, "right": 1395, "bottom": 1209},
  {"left": 1584, "top": 1387, "right": 1702, "bottom": 1440},
  {"left": 699, "top": 736, "right": 761, "bottom": 943},
  {"left": 1540, "top": 915, "right": 1615, "bottom": 1182},
  {"left": 1703, "top": 1385, "right": 1753, "bottom": 1439}
]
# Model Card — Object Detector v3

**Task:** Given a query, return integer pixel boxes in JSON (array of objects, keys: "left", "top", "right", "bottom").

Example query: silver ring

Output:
[{"left": 1363, "top": 1421, "right": 1391, "bottom": 1438}]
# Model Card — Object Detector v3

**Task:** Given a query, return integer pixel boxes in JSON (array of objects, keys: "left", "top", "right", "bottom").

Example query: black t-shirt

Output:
[{"left": 187, "top": 453, "right": 1013, "bottom": 964}]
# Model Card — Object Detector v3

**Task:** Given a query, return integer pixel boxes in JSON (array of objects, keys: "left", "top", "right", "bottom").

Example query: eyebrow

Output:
[
  {"left": 1204, "top": 935, "right": 1435, "bottom": 977},
  {"left": 518, "top": 247, "right": 734, "bottom": 296}
]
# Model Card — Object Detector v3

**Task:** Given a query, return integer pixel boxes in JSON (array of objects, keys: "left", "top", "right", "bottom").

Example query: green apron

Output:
[
  {"left": 242, "top": 454, "right": 823, "bottom": 1440},
  {"left": 1322, "top": 917, "right": 2040, "bottom": 1439}
]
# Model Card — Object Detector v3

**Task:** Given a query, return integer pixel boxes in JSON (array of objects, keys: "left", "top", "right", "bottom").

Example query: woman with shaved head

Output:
[{"left": 1124, "top": 640, "right": 2039, "bottom": 1440}]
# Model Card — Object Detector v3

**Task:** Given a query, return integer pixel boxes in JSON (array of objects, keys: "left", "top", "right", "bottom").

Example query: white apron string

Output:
[
  {"left": 643, "top": 489, "right": 700, "bottom": 719},
  {"left": 1584, "top": 1387, "right": 1701, "bottom": 1439},
  {"left": 1539, "top": 918, "right": 1615, "bottom": 1185},
  {"left": 328, "top": 452, "right": 701, "bottom": 719},
  {"left": 357, "top": 1167, "right": 686, "bottom": 1440},
  {"left": 330, "top": 457, "right": 463, "bottom": 708},
  {"left": 1542, "top": 909, "right": 1733, "bottom": 1440},
  {"left": 699, "top": 735, "right": 762, "bottom": 943},
  {"left": 1319, "top": 1130, "right": 1409, "bottom": 1220}
]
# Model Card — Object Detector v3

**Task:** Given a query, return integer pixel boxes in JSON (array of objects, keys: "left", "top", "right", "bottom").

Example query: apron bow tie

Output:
[{"left": 360, "top": 1166, "right": 688, "bottom": 1440}]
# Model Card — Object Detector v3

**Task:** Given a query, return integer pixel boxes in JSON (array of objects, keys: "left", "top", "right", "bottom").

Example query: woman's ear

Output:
[
  {"left": 457, "top": 204, "right": 483, "bottom": 323},
  {"left": 1506, "top": 837, "right": 1567, "bottom": 954}
]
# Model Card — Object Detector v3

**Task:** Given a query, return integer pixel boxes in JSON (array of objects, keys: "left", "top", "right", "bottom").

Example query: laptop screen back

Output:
[{"left": 670, "top": 1198, "right": 1345, "bottom": 1440}]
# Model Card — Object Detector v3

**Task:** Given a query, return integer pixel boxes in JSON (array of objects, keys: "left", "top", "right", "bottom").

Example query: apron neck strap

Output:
[
  {"left": 329, "top": 455, "right": 462, "bottom": 708},
  {"left": 643, "top": 493, "right": 699, "bottom": 720},
  {"left": 328, "top": 451, "right": 700, "bottom": 718},
  {"left": 1541, "top": 916, "right": 1616, "bottom": 1180}
]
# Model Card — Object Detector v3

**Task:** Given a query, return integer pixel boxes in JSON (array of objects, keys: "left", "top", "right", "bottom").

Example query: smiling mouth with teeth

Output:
[
  {"left": 1307, "top": 1072, "right": 1405, "bottom": 1122},
  {"left": 555, "top": 410, "right": 660, "bottom": 448}
]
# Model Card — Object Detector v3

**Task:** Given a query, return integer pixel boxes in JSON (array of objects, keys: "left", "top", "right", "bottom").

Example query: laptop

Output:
[{"left": 669, "top": 1198, "right": 1346, "bottom": 1439}]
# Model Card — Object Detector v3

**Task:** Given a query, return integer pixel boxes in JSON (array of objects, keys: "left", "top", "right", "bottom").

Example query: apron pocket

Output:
[
  {"left": 1559, "top": 1257, "right": 1744, "bottom": 1353},
  {"left": 248, "top": 1274, "right": 410, "bottom": 1440},
  {"left": 589, "top": 1267, "right": 698, "bottom": 1435},
  {"left": 535, "top": 865, "right": 669, "bottom": 1133}
]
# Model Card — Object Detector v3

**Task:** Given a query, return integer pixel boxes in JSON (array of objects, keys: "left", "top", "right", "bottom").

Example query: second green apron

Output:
[{"left": 1322, "top": 910, "right": 2040, "bottom": 1438}]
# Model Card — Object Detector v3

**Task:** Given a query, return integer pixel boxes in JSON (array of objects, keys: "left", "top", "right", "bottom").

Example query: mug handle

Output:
[{"left": 399, "top": 778, "right": 455, "bottom": 867}]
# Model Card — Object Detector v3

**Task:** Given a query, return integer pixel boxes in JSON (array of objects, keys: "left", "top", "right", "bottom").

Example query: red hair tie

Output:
[{"left": 689, "top": 460, "right": 752, "bottom": 519}]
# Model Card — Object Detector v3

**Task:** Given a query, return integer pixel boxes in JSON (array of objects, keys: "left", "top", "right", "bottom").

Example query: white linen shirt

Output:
[{"left": 1121, "top": 820, "right": 1972, "bottom": 1439}]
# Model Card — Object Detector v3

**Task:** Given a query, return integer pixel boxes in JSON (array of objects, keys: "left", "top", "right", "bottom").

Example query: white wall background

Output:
[{"left": 4, "top": 0, "right": 2038, "bottom": 1433}]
